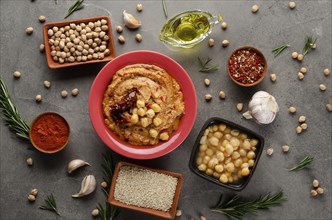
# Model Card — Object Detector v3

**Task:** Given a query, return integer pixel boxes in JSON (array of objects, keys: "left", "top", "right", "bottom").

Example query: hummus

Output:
[{"left": 103, "top": 64, "right": 185, "bottom": 146}]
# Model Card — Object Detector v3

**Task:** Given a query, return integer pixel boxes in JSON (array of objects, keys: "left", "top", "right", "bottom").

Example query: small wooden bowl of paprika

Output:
[
  {"left": 227, "top": 46, "right": 267, "bottom": 87},
  {"left": 29, "top": 112, "right": 70, "bottom": 154}
]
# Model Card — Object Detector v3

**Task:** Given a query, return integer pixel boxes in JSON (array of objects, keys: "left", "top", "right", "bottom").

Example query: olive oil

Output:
[{"left": 160, "top": 10, "right": 222, "bottom": 48}]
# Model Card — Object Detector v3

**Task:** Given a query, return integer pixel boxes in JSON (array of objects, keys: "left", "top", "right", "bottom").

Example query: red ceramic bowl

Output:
[{"left": 89, "top": 50, "right": 197, "bottom": 159}]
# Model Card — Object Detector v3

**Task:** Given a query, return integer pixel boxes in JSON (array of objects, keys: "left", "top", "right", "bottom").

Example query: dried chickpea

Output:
[
  {"left": 206, "top": 149, "right": 214, "bottom": 157},
  {"left": 153, "top": 117, "right": 162, "bottom": 126},
  {"left": 205, "top": 168, "right": 214, "bottom": 175},
  {"left": 213, "top": 131, "right": 223, "bottom": 139},
  {"left": 225, "top": 162, "right": 235, "bottom": 173},
  {"left": 300, "top": 67, "right": 307, "bottom": 74},
  {"left": 266, "top": 148, "right": 274, "bottom": 156},
  {"left": 312, "top": 179, "right": 319, "bottom": 187},
  {"left": 160, "top": 132, "right": 169, "bottom": 140},
  {"left": 234, "top": 158, "right": 243, "bottom": 167},
  {"left": 28, "top": 194, "right": 36, "bottom": 202},
  {"left": 297, "top": 54, "right": 304, "bottom": 61},
  {"left": 218, "top": 124, "right": 226, "bottom": 131},
  {"left": 135, "top": 34, "right": 142, "bottom": 42},
  {"left": 208, "top": 158, "right": 218, "bottom": 168},
  {"left": 242, "top": 140, "right": 251, "bottom": 150},
  {"left": 35, "top": 94, "right": 42, "bottom": 103},
  {"left": 300, "top": 123, "right": 308, "bottom": 130},
  {"left": 251, "top": 4, "right": 259, "bottom": 13},
  {"left": 289, "top": 1, "right": 296, "bottom": 9},
  {"left": 213, "top": 172, "right": 221, "bottom": 178},
  {"left": 91, "top": 208, "right": 99, "bottom": 217},
  {"left": 221, "top": 22, "right": 227, "bottom": 30},
  {"left": 231, "top": 151, "right": 240, "bottom": 160},
  {"left": 176, "top": 210, "right": 182, "bottom": 217},
  {"left": 216, "top": 152, "right": 225, "bottom": 162},
  {"left": 26, "top": 157, "right": 33, "bottom": 166},
  {"left": 222, "top": 40, "right": 230, "bottom": 48},
  {"left": 136, "top": 3, "right": 143, "bottom": 12},
  {"left": 13, "top": 71, "right": 21, "bottom": 78},
  {"left": 196, "top": 157, "right": 203, "bottom": 165},
  {"left": 219, "top": 91, "right": 226, "bottom": 99},
  {"left": 289, "top": 106, "right": 296, "bottom": 113},
  {"left": 310, "top": 190, "right": 318, "bottom": 197},
  {"left": 236, "top": 103, "right": 243, "bottom": 111},
  {"left": 205, "top": 94, "right": 212, "bottom": 101},
  {"left": 282, "top": 145, "right": 289, "bottom": 152},
  {"left": 149, "top": 129, "right": 158, "bottom": 138},
  {"left": 299, "top": 115, "right": 306, "bottom": 123},
  {"left": 241, "top": 167, "right": 250, "bottom": 176},
  {"left": 203, "top": 156, "right": 211, "bottom": 164},
  {"left": 298, "top": 72, "right": 304, "bottom": 80},
  {"left": 61, "top": 90, "right": 68, "bottom": 98},
  {"left": 209, "top": 137, "right": 219, "bottom": 146},
  {"left": 323, "top": 68, "right": 330, "bottom": 76},
  {"left": 26, "top": 27, "right": 33, "bottom": 34},
  {"left": 239, "top": 149, "right": 247, "bottom": 157},
  {"left": 230, "top": 129, "right": 240, "bottom": 136},
  {"left": 319, "top": 84, "right": 326, "bottom": 91},
  {"left": 248, "top": 159, "right": 255, "bottom": 167},
  {"left": 316, "top": 187, "right": 324, "bottom": 194},
  {"left": 296, "top": 126, "right": 302, "bottom": 134},
  {"left": 208, "top": 38, "right": 215, "bottom": 47},
  {"left": 247, "top": 151, "right": 256, "bottom": 159},
  {"left": 204, "top": 78, "right": 210, "bottom": 86},
  {"left": 270, "top": 73, "right": 277, "bottom": 82},
  {"left": 118, "top": 35, "right": 125, "bottom": 44},
  {"left": 291, "top": 52, "right": 298, "bottom": 59},
  {"left": 219, "top": 174, "right": 228, "bottom": 183},
  {"left": 225, "top": 144, "right": 234, "bottom": 155}
]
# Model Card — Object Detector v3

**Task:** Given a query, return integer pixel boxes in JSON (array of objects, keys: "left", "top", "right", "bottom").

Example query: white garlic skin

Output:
[
  {"left": 243, "top": 91, "right": 279, "bottom": 124},
  {"left": 72, "top": 175, "right": 96, "bottom": 198},
  {"left": 67, "top": 159, "right": 90, "bottom": 174},
  {"left": 123, "top": 10, "right": 141, "bottom": 29}
]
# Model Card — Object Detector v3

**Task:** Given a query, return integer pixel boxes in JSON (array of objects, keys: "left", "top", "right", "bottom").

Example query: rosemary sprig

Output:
[
  {"left": 272, "top": 44, "right": 290, "bottom": 57},
  {"left": 212, "top": 191, "right": 287, "bottom": 220},
  {"left": 0, "top": 78, "right": 30, "bottom": 140},
  {"left": 39, "top": 194, "right": 60, "bottom": 216},
  {"left": 64, "top": 0, "right": 84, "bottom": 19},
  {"left": 97, "top": 153, "right": 120, "bottom": 220},
  {"left": 302, "top": 36, "right": 317, "bottom": 56},
  {"left": 288, "top": 156, "right": 314, "bottom": 171},
  {"left": 162, "top": 0, "right": 168, "bottom": 18},
  {"left": 198, "top": 57, "right": 219, "bottom": 73}
]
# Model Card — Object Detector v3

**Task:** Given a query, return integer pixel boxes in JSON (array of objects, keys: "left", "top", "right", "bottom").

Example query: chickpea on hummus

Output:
[{"left": 103, "top": 64, "right": 185, "bottom": 146}]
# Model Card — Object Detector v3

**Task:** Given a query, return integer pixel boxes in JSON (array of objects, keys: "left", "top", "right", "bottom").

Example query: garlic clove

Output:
[
  {"left": 67, "top": 159, "right": 91, "bottom": 174},
  {"left": 72, "top": 175, "right": 96, "bottom": 198},
  {"left": 242, "top": 111, "right": 253, "bottom": 119},
  {"left": 123, "top": 10, "right": 141, "bottom": 29}
]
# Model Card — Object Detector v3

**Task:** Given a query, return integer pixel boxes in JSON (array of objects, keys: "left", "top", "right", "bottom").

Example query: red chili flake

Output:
[{"left": 228, "top": 49, "right": 265, "bottom": 84}]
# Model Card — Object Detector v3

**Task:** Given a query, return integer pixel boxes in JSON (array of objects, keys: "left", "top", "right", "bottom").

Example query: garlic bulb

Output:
[
  {"left": 72, "top": 175, "right": 96, "bottom": 198},
  {"left": 243, "top": 91, "right": 279, "bottom": 124},
  {"left": 123, "top": 10, "right": 141, "bottom": 29},
  {"left": 67, "top": 159, "right": 90, "bottom": 174}
]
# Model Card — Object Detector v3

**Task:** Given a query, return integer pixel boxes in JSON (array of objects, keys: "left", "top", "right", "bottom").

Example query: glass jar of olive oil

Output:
[{"left": 159, "top": 10, "right": 222, "bottom": 48}]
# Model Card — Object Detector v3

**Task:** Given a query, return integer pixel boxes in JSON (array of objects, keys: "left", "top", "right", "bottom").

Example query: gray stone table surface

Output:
[{"left": 0, "top": 0, "right": 331, "bottom": 220}]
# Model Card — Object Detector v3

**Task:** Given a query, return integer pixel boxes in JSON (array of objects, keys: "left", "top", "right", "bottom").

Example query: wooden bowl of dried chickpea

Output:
[
  {"left": 42, "top": 16, "right": 116, "bottom": 69},
  {"left": 189, "top": 117, "right": 264, "bottom": 191}
]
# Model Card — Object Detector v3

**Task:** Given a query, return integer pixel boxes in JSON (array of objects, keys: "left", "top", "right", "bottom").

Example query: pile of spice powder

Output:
[
  {"left": 228, "top": 49, "right": 265, "bottom": 84},
  {"left": 114, "top": 166, "right": 178, "bottom": 211},
  {"left": 30, "top": 113, "right": 69, "bottom": 151}
]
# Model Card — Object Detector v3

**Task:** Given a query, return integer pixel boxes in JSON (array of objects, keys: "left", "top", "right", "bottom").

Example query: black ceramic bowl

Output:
[{"left": 189, "top": 117, "right": 264, "bottom": 191}]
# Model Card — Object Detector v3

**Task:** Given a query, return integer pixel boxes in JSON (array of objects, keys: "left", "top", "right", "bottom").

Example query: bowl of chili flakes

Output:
[{"left": 227, "top": 46, "right": 267, "bottom": 87}]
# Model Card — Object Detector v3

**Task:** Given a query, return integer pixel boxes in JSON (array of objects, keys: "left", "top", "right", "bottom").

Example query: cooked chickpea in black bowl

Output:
[{"left": 189, "top": 117, "right": 264, "bottom": 191}]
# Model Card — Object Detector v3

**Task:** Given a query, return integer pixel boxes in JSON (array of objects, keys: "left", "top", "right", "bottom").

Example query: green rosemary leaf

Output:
[
  {"left": 0, "top": 78, "right": 30, "bottom": 140},
  {"left": 162, "top": 0, "right": 168, "bottom": 18},
  {"left": 97, "top": 153, "right": 120, "bottom": 220},
  {"left": 65, "top": 0, "right": 84, "bottom": 19},
  {"left": 272, "top": 44, "right": 290, "bottom": 57},
  {"left": 198, "top": 57, "right": 219, "bottom": 73},
  {"left": 302, "top": 36, "right": 317, "bottom": 56},
  {"left": 212, "top": 191, "right": 287, "bottom": 220},
  {"left": 288, "top": 156, "right": 314, "bottom": 171},
  {"left": 39, "top": 194, "right": 60, "bottom": 216}
]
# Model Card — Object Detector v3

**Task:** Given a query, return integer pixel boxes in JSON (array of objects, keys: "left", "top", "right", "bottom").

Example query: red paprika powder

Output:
[{"left": 30, "top": 112, "right": 70, "bottom": 153}]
